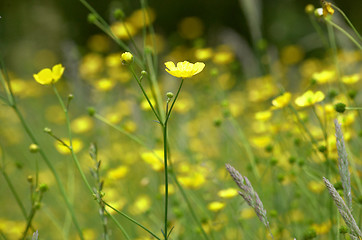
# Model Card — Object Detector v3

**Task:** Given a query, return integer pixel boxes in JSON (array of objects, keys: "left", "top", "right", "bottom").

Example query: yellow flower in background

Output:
[
  {"left": 165, "top": 61, "right": 205, "bottom": 78},
  {"left": 55, "top": 138, "right": 83, "bottom": 155},
  {"left": 33, "top": 64, "right": 64, "bottom": 85},
  {"left": 255, "top": 110, "right": 272, "bottom": 121},
  {"left": 312, "top": 70, "right": 335, "bottom": 84},
  {"left": 106, "top": 165, "right": 129, "bottom": 180},
  {"left": 295, "top": 90, "right": 325, "bottom": 107},
  {"left": 308, "top": 180, "right": 325, "bottom": 193},
  {"left": 342, "top": 74, "right": 360, "bottom": 84},
  {"left": 240, "top": 208, "right": 255, "bottom": 219},
  {"left": 217, "top": 188, "right": 238, "bottom": 199},
  {"left": 130, "top": 195, "right": 151, "bottom": 215},
  {"left": 159, "top": 184, "right": 175, "bottom": 195},
  {"left": 207, "top": 201, "right": 225, "bottom": 212},
  {"left": 141, "top": 150, "right": 164, "bottom": 171},
  {"left": 272, "top": 92, "right": 291, "bottom": 109}
]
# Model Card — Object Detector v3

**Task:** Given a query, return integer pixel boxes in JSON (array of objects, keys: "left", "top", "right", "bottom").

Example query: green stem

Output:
[
  {"left": 12, "top": 105, "right": 84, "bottom": 240},
  {"left": 162, "top": 122, "right": 169, "bottom": 240},
  {"left": 165, "top": 79, "right": 184, "bottom": 124},
  {"left": 104, "top": 210, "right": 131, "bottom": 240},
  {"left": 169, "top": 172, "right": 210, "bottom": 240},
  {"left": 104, "top": 202, "right": 161, "bottom": 240},
  {"left": 288, "top": 105, "right": 317, "bottom": 145},
  {"left": 94, "top": 97, "right": 211, "bottom": 239},
  {"left": 326, "top": 19, "right": 362, "bottom": 51},
  {"left": 78, "top": 0, "right": 144, "bottom": 68},
  {"left": 228, "top": 116, "right": 260, "bottom": 178},
  {"left": 0, "top": 169, "right": 28, "bottom": 220},
  {"left": 331, "top": 4, "right": 362, "bottom": 41},
  {"left": 129, "top": 65, "right": 162, "bottom": 124},
  {"left": 346, "top": 107, "right": 362, "bottom": 110},
  {"left": 145, "top": 51, "right": 164, "bottom": 122},
  {"left": 51, "top": 85, "right": 93, "bottom": 194}
]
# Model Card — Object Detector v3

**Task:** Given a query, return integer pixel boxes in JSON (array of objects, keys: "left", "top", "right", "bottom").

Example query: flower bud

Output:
[
  {"left": 44, "top": 127, "right": 52, "bottom": 134},
  {"left": 88, "top": 107, "right": 96, "bottom": 117},
  {"left": 29, "top": 144, "right": 39, "bottom": 153},
  {"left": 305, "top": 4, "right": 315, "bottom": 14},
  {"left": 113, "top": 8, "right": 125, "bottom": 20},
  {"left": 334, "top": 102, "right": 346, "bottom": 113},
  {"left": 121, "top": 52, "right": 134, "bottom": 65},
  {"left": 166, "top": 92, "right": 174, "bottom": 99},
  {"left": 87, "top": 13, "right": 97, "bottom": 23}
]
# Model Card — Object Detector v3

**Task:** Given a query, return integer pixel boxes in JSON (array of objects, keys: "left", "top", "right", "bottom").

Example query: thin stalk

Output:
[
  {"left": 307, "top": 14, "right": 329, "bottom": 48},
  {"left": 331, "top": 4, "right": 362, "bottom": 41},
  {"left": 94, "top": 96, "right": 210, "bottom": 239},
  {"left": 12, "top": 105, "right": 84, "bottom": 240},
  {"left": 51, "top": 85, "right": 93, "bottom": 194},
  {"left": 162, "top": 121, "right": 169, "bottom": 240},
  {"left": 105, "top": 210, "right": 131, "bottom": 240},
  {"left": 1, "top": 57, "right": 84, "bottom": 240},
  {"left": 0, "top": 169, "right": 28, "bottom": 219},
  {"left": 288, "top": 105, "right": 317, "bottom": 145},
  {"left": 78, "top": 0, "right": 144, "bottom": 68},
  {"left": 161, "top": 79, "right": 184, "bottom": 239},
  {"left": 129, "top": 65, "right": 162, "bottom": 124},
  {"left": 326, "top": 19, "right": 362, "bottom": 51},
  {"left": 346, "top": 107, "right": 362, "bottom": 111},
  {"left": 94, "top": 113, "right": 144, "bottom": 145},
  {"left": 169, "top": 172, "right": 210, "bottom": 240},
  {"left": 145, "top": 51, "right": 164, "bottom": 122},
  {"left": 228, "top": 116, "right": 260, "bottom": 178},
  {"left": 104, "top": 202, "right": 161, "bottom": 240}
]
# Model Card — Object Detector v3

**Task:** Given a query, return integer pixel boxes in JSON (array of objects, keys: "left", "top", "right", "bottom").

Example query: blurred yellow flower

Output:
[
  {"left": 55, "top": 138, "right": 83, "bottom": 155},
  {"left": 342, "top": 74, "right": 360, "bottom": 84},
  {"left": 107, "top": 165, "right": 129, "bottom": 180},
  {"left": 295, "top": 90, "right": 325, "bottom": 107},
  {"left": 178, "top": 17, "right": 204, "bottom": 39},
  {"left": 240, "top": 208, "right": 255, "bottom": 219},
  {"left": 195, "top": 48, "right": 213, "bottom": 61},
  {"left": 33, "top": 64, "right": 64, "bottom": 85},
  {"left": 207, "top": 201, "right": 225, "bottom": 212},
  {"left": 71, "top": 115, "right": 94, "bottom": 133},
  {"left": 165, "top": 61, "right": 205, "bottom": 78},
  {"left": 308, "top": 180, "right": 325, "bottom": 193},
  {"left": 130, "top": 195, "right": 151, "bottom": 215},
  {"left": 111, "top": 22, "right": 137, "bottom": 40},
  {"left": 255, "top": 110, "right": 272, "bottom": 121},
  {"left": 141, "top": 150, "right": 164, "bottom": 171},
  {"left": 159, "top": 184, "right": 175, "bottom": 195},
  {"left": 312, "top": 70, "right": 335, "bottom": 84},
  {"left": 272, "top": 92, "right": 291, "bottom": 109},
  {"left": 217, "top": 188, "right": 238, "bottom": 199}
]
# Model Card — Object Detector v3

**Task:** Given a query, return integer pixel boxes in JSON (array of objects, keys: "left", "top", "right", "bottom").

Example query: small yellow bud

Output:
[
  {"left": 305, "top": 4, "right": 315, "bottom": 14},
  {"left": 29, "top": 144, "right": 39, "bottom": 153},
  {"left": 121, "top": 52, "right": 134, "bottom": 65}
]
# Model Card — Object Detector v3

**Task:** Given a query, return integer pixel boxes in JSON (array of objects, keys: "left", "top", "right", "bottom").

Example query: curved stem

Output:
[
  {"left": 326, "top": 19, "right": 362, "bottom": 51},
  {"left": 104, "top": 202, "right": 161, "bottom": 240},
  {"left": 331, "top": 4, "right": 362, "bottom": 41}
]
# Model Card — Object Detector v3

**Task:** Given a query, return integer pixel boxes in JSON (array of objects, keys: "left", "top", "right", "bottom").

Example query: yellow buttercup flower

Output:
[
  {"left": 271, "top": 92, "right": 292, "bottom": 109},
  {"left": 165, "top": 61, "right": 205, "bottom": 78},
  {"left": 33, "top": 64, "right": 65, "bottom": 85},
  {"left": 295, "top": 90, "right": 325, "bottom": 107},
  {"left": 207, "top": 201, "right": 225, "bottom": 212}
]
